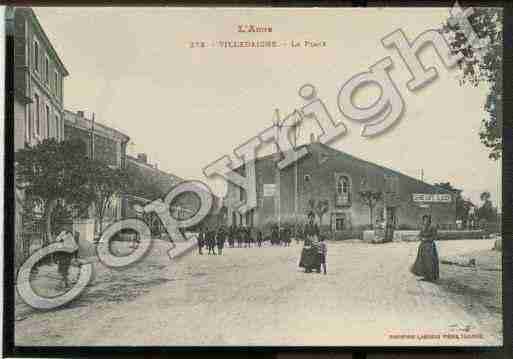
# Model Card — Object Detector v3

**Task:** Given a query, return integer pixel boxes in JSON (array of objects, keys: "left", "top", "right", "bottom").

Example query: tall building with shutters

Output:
[
  {"left": 224, "top": 141, "right": 456, "bottom": 233},
  {"left": 10, "top": 7, "right": 68, "bottom": 151},
  {"left": 8, "top": 7, "right": 69, "bottom": 268}
]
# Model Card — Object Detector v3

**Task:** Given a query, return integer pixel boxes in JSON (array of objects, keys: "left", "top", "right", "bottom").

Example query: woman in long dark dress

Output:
[
  {"left": 411, "top": 214, "right": 440, "bottom": 282},
  {"left": 299, "top": 213, "right": 321, "bottom": 273}
]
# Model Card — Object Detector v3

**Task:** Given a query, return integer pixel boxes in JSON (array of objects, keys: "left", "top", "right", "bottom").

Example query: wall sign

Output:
[{"left": 412, "top": 193, "right": 452, "bottom": 203}]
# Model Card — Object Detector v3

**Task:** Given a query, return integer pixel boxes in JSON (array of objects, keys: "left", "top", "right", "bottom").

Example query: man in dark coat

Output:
[
  {"left": 257, "top": 229, "right": 263, "bottom": 247},
  {"left": 228, "top": 225, "right": 236, "bottom": 247},
  {"left": 197, "top": 228, "right": 205, "bottom": 255},
  {"left": 207, "top": 227, "right": 216, "bottom": 255},
  {"left": 237, "top": 226, "right": 244, "bottom": 247},
  {"left": 271, "top": 225, "right": 279, "bottom": 246},
  {"left": 54, "top": 230, "right": 79, "bottom": 288},
  {"left": 245, "top": 226, "right": 253, "bottom": 248},
  {"left": 216, "top": 226, "right": 226, "bottom": 255}
]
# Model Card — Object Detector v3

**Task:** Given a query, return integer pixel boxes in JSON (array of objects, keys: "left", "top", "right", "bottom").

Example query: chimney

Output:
[
  {"left": 137, "top": 153, "right": 148, "bottom": 163},
  {"left": 77, "top": 110, "right": 85, "bottom": 117}
]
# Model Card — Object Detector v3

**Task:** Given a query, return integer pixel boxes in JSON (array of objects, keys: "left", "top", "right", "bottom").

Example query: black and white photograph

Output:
[{"left": 5, "top": 4, "right": 505, "bottom": 350}]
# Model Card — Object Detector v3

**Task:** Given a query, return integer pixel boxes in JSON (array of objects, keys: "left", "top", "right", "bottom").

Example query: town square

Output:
[{"left": 7, "top": 5, "right": 503, "bottom": 349}]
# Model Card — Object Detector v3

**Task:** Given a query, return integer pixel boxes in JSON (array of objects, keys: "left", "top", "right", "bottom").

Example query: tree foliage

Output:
[
  {"left": 16, "top": 138, "right": 129, "bottom": 244},
  {"left": 85, "top": 159, "right": 129, "bottom": 235},
  {"left": 442, "top": 7, "right": 503, "bottom": 160},
  {"left": 16, "top": 139, "right": 92, "bottom": 244},
  {"left": 477, "top": 190, "right": 496, "bottom": 223},
  {"left": 434, "top": 182, "right": 475, "bottom": 223},
  {"left": 307, "top": 199, "right": 330, "bottom": 226}
]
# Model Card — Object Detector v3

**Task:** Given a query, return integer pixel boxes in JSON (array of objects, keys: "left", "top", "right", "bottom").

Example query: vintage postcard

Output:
[{"left": 7, "top": 4, "right": 503, "bottom": 348}]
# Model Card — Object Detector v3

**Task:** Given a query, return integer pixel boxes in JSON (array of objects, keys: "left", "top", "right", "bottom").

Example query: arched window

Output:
[
  {"left": 335, "top": 175, "right": 351, "bottom": 206},
  {"left": 337, "top": 176, "right": 349, "bottom": 195}
]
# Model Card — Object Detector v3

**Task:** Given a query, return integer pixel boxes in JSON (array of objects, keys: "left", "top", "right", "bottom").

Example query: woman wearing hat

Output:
[{"left": 411, "top": 214, "right": 440, "bottom": 282}]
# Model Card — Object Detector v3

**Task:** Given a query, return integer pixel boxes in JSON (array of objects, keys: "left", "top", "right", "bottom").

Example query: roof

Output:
[
  {"left": 234, "top": 142, "right": 453, "bottom": 195},
  {"left": 19, "top": 8, "right": 70, "bottom": 76},
  {"left": 64, "top": 109, "right": 130, "bottom": 143},
  {"left": 313, "top": 142, "right": 453, "bottom": 194}
]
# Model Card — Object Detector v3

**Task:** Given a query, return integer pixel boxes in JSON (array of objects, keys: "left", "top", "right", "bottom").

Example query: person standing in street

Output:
[
  {"left": 228, "top": 224, "right": 236, "bottom": 248},
  {"left": 207, "top": 227, "right": 216, "bottom": 255},
  {"left": 54, "top": 229, "right": 79, "bottom": 288},
  {"left": 319, "top": 236, "right": 327, "bottom": 275},
  {"left": 257, "top": 229, "right": 263, "bottom": 247},
  {"left": 197, "top": 228, "right": 205, "bottom": 255},
  {"left": 410, "top": 214, "right": 440, "bottom": 282},
  {"left": 237, "top": 225, "right": 244, "bottom": 248},
  {"left": 216, "top": 226, "right": 226, "bottom": 255}
]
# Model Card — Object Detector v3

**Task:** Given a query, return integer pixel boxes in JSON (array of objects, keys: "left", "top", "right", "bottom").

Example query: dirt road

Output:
[{"left": 15, "top": 239, "right": 501, "bottom": 346}]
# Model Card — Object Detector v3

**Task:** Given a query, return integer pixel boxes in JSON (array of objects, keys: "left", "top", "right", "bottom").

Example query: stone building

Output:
[
  {"left": 224, "top": 142, "right": 456, "bottom": 234},
  {"left": 10, "top": 7, "right": 68, "bottom": 151},
  {"left": 64, "top": 110, "right": 130, "bottom": 168},
  {"left": 8, "top": 7, "right": 69, "bottom": 267},
  {"left": 125, "top": 154, "right": 226, "bottom": 235},
  {"left": 63, "top": 110, "right": 130, "bottom": 240}
]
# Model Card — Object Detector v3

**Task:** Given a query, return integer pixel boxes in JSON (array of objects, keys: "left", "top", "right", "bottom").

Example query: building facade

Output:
[
  {"left": 63, "top": 110, "right": 130, "bottom": 240},
  {"left": 11, "top": 7, "right": 68, "bottom": 151},
  {"left": 225, "top": 142, "right": 456, "bottom": 233},
  {"left": 125, "top": 154, "right": 226, "bottom": 235},
  {"left": 8, "top": 7, "right": 69, "bottom": 268}
]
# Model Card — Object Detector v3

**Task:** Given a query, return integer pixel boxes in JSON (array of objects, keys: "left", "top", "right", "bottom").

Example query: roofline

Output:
[
  {"left": 315, "top": 142, "right": 454, "bottom": 195},
  {"left": 64, "top": 109, "right": 130, "bottom": 143},
  {"left": 126, "top": 155, "right": 183, "bottom": 180},
  {"left": 232, "top": 142, "right": 453, "bottom": 195},
  {"left": 21, "top": 8, "right": 70, "bottom": 76}
]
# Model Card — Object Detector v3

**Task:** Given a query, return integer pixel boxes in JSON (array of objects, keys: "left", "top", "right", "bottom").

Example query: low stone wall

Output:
[
  {"left": 394, "top": 230, "right": 486, "bottom": 242},
  {"left": 360, "top": 230, "right": 488, "bottom": 243}
]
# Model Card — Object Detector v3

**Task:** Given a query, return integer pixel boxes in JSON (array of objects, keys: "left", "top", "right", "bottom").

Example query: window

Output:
[
  {"left": 304, "top": 174, "right": 311, "bottom": 183},
  {"left": 55, "top": 115, "right": 60, "bottom": 140},
  {"left": 44, "top": 56, "right": 49, "bottom": 84},
  {"left": 335, "top": 218, "right": 345, "bottom": 231},
  {"left": 384, "top": 174, "right": 399, "bottom": 193},
  {"left": 54, "top": 70, "right": 59, "bottom": 96},
  {"left": 34, "top": 94, "right": 40, "bottom": 136},
  {"left": 33, "top": 41, "right": 39, "bottom": 72},
  {"left": 25, "top": 113, "right": 30, "bottom": 142},
  {"left": 46, "top": 105, "right": 50, "bottom": 138},
  {"left": 335, "top": 175, "right": 351, "bottom": 206},
  {"left": 337, "top": 176, "right": 350, "bottom": 195}
]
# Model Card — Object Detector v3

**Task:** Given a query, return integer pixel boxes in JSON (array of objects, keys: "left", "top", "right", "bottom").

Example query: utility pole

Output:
[
  {"left": 421, "top": 168, "right": 424, "bottom": 182},
  {"left": 274, "top": 109, "right": 281, "bottom": 228},
  {"left": 293, "top": 112, "right": 300, "bottom": 234},
  {"left": 90, "top": 112, "right": 95, "bottom": 160}
]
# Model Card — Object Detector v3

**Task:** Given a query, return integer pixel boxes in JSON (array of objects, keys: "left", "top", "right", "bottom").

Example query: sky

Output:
[{"left": 34, "top": 7, "right": 501, "bottom": 209}]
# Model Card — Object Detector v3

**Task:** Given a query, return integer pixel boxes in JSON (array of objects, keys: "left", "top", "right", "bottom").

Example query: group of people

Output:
[
  {"left": 197, "top": 213, "right": 439, "bottom": 282},
  {"left": 196, "top": 223, "right": 301, "bottom": 255}
]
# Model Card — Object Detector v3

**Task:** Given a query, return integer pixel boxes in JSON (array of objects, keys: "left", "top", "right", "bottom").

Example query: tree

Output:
[
  {"left": 306, "top": 198, "right": 329, "bottom": 227},
  {"left": 315, "top": 200, "right": 330, "bottom": 226},
  {"left": 434, "top": 182, "right": 475, "bottom": 224},
  {"left": 358, "top": 189, "right": 383, "bottom": 228},
  {"left": 85, "top": 160, "right": 129, "bottom": 236},
  {"left": 477, "top": 191, "right": 496, "bottom": 223},
  {"left": 15, "top": 139, "right": 92, "bottom": 246},
  {"left": 442, "top": 7, "right": 503, "bottom": 160}
]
